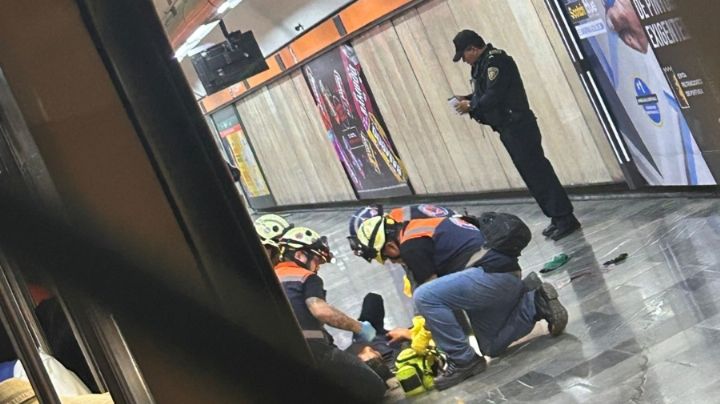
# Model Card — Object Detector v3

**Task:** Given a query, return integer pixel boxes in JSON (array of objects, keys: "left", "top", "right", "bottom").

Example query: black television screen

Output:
[{"left": 191, "top": 31, "right": 269, "bottom": 94}]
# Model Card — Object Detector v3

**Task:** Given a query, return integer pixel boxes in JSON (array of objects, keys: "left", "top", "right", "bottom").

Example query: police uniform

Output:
[
  {"left": 396, "top": 217, "right": 536, "bottom": 362},
  {"left": 455, "top": 31, "right": 578, "bottom": 238}
]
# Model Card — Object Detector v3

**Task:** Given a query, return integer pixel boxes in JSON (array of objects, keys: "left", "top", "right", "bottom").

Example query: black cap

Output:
[{"left": 452, "top": 29, "right": 485, "bottom": 62}]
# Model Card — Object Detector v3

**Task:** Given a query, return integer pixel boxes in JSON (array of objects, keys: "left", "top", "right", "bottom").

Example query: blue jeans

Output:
[{"left": 413, "top": 267, "right": 537, "bottom": 363}]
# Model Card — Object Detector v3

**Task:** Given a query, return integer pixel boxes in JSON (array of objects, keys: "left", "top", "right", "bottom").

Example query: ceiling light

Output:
[
  {"left": 216, "top": 0, "right": 243, "bottom": 14},
  {"left": 175, "top": 20, "right": 220, "bottom": 61},
  {"left": 217, "top": 2, "right": 231, "bottom": 14}
]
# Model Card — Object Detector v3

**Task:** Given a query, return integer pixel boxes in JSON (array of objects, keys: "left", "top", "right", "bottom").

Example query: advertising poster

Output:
[
  {"left": 628, "top": 0, "right": 720, "bottom": 180},
  {"left": 564, "top": 0, "right": 716, "bottom": 185},
  {"left": 303, "top": 44, "right": 412, "bottom": 199},
  {"left": 212, "top": 106, "right": 272, "bottom": 199}
]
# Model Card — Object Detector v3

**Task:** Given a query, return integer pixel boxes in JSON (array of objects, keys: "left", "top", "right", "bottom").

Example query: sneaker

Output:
[
  {"left": 542, "top": 222, "right": 556, "bottom": 237},
  {"left": 549, "top": 215, "right": 581, "bottom": 241},
  {"left": 534, "top": 282, "right": 568, "bottom": 337},
  {"left": 433, "top": 355, "right": 487, "bottom": 391}
]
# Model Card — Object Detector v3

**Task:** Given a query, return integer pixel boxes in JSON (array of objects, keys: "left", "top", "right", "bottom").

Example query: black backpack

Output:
[{"left": 462, "top": 212, "right": 531, "bottom": 257}]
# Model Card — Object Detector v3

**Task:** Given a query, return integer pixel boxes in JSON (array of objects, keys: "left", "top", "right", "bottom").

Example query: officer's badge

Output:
[{"left": 488, "top": 67, "right": 499, "bottom": 81}]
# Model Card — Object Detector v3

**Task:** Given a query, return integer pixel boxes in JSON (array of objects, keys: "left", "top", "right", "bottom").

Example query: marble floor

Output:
[{"left": 274, "top": 195, "right": 720, "bottom": 403}]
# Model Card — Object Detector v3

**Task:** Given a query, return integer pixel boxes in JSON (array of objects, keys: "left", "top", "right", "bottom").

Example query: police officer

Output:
[
  {"left": 355, "top": 215, "right": 568, "bottom": 391},
  {"left": 274, "top": 226, "right": 386, "bottom": 402},
  {"left": 452, "top": 29, "right": 580, "bottom": 240}
]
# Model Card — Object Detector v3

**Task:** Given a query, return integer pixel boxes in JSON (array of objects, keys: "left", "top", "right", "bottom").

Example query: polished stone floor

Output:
[{"left": 274, "top": 195, "right": 720, "bottom": 403}]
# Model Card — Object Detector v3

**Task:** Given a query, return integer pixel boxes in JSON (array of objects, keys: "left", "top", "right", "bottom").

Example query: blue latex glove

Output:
[{"left": 355, "top": 321, "right": 377, "bottom": 343}]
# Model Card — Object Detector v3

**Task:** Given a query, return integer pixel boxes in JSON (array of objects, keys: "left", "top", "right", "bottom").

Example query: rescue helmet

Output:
[
  {"left": 347, "top": 205, "right": 384, "bottom": 257},
  {"left": 356, "top": 216, "right": 396, "bottom": 264},
  {"left": 279, "top": 226, "right": 334, "bottom": 264},
  {"left": 348, "top": 206, "right": 383, "bottom": 238},
  {"left": 254, "top": 214, "right": 292, "bottom": 247}
]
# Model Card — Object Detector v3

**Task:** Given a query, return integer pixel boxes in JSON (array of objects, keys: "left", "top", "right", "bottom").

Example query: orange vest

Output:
[
  {"left": 388, "top": 206, "right": 412, "bottom": 223},
  {"left": 274, "top": 261, "right": 314, "bottom": 283},
  {"left": 398, "top": 217, "right": 487, "bottom": 277},
  {"left": 273, "top": 261, "right": 327, "bottom": 340},
  {"left": 388, "top": 204, "right": 455, "bottom": 223},
  {"left": 400, "top": 217, "right": 444, "bottom": 243}
]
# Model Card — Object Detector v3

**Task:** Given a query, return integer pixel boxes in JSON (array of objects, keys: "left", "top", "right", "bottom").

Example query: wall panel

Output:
[
  {"left": 447, "top": 0, "right": 618, "bottom": 184},
  {"left": 267, "top": 72, "right": 356, "bottom": 201},
  {"left": 235, "top": 88, "right": 299, "bottom": 205},
  {"left": 233, "top": 0, "right": 624, "bottom": 206},
  {"left": 413, "top": 0, "right": 524, "bottom": 188},
  {"left": 288, "top": 71, "right": 357, "bottom": 199},
  {"left": 392, "top": 8, "right": 514, "bottom": 192},
  {"left": 528, "top": 0, "right": 624, "bottom": 180},
  {"left": 353, "top": 23, "right": 463, "bottom": 195},
  {"left": 235, "top": 75, "right": 355, "bottom": 206}
]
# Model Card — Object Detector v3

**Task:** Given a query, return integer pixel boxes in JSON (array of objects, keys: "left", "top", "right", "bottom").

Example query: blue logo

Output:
[{"left": 634, "top": 78, "right": 662, "bottom": 124}]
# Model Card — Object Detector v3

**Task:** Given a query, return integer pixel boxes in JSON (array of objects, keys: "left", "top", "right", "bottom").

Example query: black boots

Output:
[
  {"left": 534, "top": 282, "right": 568, "bottom": 336},
  {"left": 545, "top": 214, "right": 581, "bottom": 241},
  {"left": 542, "top": 222, "right": 556, "bottom": 237},
  {"left": 433, "top": 355, "right": 487, "bottom": 391},
  {"left": 522, "top": 271, "right": 542, "bottom": 291}
]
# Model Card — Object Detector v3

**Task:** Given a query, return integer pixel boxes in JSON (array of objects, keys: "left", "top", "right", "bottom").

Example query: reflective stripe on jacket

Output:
[
  {"left": 400, "top": 217, "right": 486, "bottom": 276},
  {"left": 388, "top": 204, "right": 455, "bottom": 223},
  {"left": 274, "top": 262, "right": 329, "bottom": 342}
]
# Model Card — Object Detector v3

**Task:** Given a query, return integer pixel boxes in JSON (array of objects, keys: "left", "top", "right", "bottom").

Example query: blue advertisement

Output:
[{"left": 564, "top": 0, "right": 716, "bottom": 185}]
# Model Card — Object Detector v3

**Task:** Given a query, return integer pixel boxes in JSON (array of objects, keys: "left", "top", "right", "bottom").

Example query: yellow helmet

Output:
[
  {"left": 356, "top": 216, "right": 391, "bottom": 263},
  {"left": 254, "top": 214, "right": 292, "bottom": 248},
  {"left": 278, "top": 227, "right": 333, "bottom": 264}
]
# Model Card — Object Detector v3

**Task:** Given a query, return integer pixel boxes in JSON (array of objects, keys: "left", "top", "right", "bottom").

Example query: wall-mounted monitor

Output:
[{"left": 191, "top": 31, "right": 268, "bottom": 94}]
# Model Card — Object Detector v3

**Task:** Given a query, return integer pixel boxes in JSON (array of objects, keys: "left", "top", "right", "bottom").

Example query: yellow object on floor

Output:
[
  {"left": 410, "top": 316, "right": 433, "bottom": 352},
  {"left": 394, "top": 344, "right": 446, "bottom": 397}
]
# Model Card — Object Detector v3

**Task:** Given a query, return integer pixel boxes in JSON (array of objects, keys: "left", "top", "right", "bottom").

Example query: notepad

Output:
[{"left": 448, "top": 96, "right": 460, "bottom": 114}]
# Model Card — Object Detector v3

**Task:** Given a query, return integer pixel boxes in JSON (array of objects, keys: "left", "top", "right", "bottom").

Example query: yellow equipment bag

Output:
[
  {"left": 410, "top": 316, "right": 432, "bottom": 352},
  {"left": 394, "top": 347, "right": 444, "bottom": 396}
]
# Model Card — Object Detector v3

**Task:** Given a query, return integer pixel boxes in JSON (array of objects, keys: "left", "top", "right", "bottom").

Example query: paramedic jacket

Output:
[
  {"left": 387, "top": 204, "right": 456, "bottom": 223},
  {"left": 274, "top": 261, "right": 334, "bottom": 344},
  {"left": 398, "top": 217, "right": 520, "bottom": 286},
  {"left": 467, "top": 44, "right": 535, "bottom": 131},
  {"left": 349, "top": 204, "right": 455, "bottom": 239}
]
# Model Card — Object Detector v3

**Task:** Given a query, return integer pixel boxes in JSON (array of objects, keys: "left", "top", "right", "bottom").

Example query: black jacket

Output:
[{"left": 467, "top": 44, "right": 535, "bottom": 131}]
